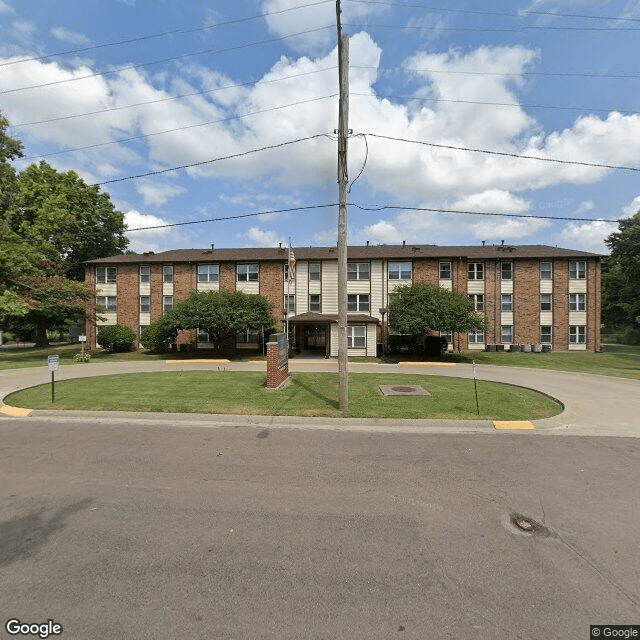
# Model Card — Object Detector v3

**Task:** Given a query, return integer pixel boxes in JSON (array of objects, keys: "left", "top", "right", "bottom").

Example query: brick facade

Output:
[{"left": 85, "top": 244, "right": 602, "bottom": 353}]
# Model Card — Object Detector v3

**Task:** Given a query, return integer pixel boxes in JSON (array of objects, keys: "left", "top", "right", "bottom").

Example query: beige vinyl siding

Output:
[
  {"left": 569, "top": 279, "right": 587, "bottom": 293},
  {"left": 96, "top": 284, "right": 117, "bottom": 297},
  {"left": 139, "top": 282, "right": 151, "bottom": 296},
  {"left": 501, "top": 312, "right": 514, "bottom": 326},
  {"left": 237, "top": 281, "right": 260, "bottom": 295},
  {"left": 370, "top": 260, "right": 384, "bottom": 319},
  {"left": 139, "top": 312, "right": 151, "bottom": 325},
  {"left": 569, "top": 311, "right": 587, "bottom": 325},
  {"left": 162, "top": 282, "right": 173, "bottom": 296},
  {"left": 322, "top": 261, "right": 339, "bottom": 314},
  {"left": 540, "top": 311, "right": 553, "bottom": 325},
  {"left": 467, "top": 281, "right": 484, "bottom": 295},
  {"left": 296, "top": 261, "right": 308, "bottom": 313},
  {"left": 439, "top": 279, "right": 453, "bottom": 291},
  {"left": 500, "top": 280, "right": 513, "bottom": 294},
  {"left": 197, "top": 281, "right": 219, "bottom": 292},
  {"left": 540, "top": 280, "right": 553, "bottom": 294},
  {"left": 366, "top": 323, "right": 377, "bottom": 357}
]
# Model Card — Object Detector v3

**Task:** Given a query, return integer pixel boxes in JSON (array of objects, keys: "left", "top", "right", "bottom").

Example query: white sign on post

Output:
[
  {"left": 48, "top": 355, "right": 59, "bottom": 372},
  {"left": 78, "top": 335, "right": 87, "bottom": 343}
]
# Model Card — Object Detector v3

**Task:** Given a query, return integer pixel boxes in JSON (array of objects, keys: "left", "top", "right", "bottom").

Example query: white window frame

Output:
[
  {"left": 540, "top": 293, "right": 552, "bottom": 311},
  {"left": 388, "top": 261, "right": 412, "bottom": 280},
  {"left": 197, "top": 329, "right": 210, "bottom": 343},
  {"left": 469, "top": 294, "right": 484, "bottom": 312},
  {"left": 540, "top": 326, "right": 552, "bottom": 344},
  {"left": 347, "top": 262, "right": 370, "bottom": 281},
  {"left": 197, "top": 264, "right": 219, "bottom": 283},
  {"left": 347, "top": 326, "right": 366, "bottom": 348},
  {"left": 284, "top": 294, "right": 295, "bottom": 314},
  {"left": 569, "top": 293, "right": 586, "bottom": 311},
  {"left": 501, "top": 325, "right": 513, "bottom": 344},
  {"left": 501, "top": 262, "right": 513, "bottom": 281},
  {"left": 97, "top": 296, "right": 117, "bottom": 312},
  {"left": 348, "top": 294, "right": 370, "bottom": 312},
  {"left": 439, "top": 261, "right": 452, "bottom": 280},
  {"left": 96, "top": 266, "right": 117, "bottom": 284},
  {"left": 237, "top": 263, "right": 259, "bottom": 282},
  {"left": 501, "top": 294, "right": 513, "bottom": 312},
  {"left": 163, "top": 265, "right": 173, "bottom": 283},
  {"left": 139, "top": 265, "right": 150, "bottom": 284},
  {"left": 237, "top": 328, "right": 260, "bottom": 344},
  {"left": 468, "top": 329, "right": 485, "bottom": 344},
  {"left": 309, "top": 294, "right": 321, "bottom": 312},
  {"left": 570, "top": 325, "right": 586, "bottom": 344},
  {"left": 468, "top": 263, "right": 484, "bottom": 281},
  {"left": 569, "top": 260, "right": 587, "bottom": 279},
  {"left": 308, "top": 262, "right": 321, "bottom": 281},
  {"left": 540, "top": 261, "right": 553, "bottom": 280},
  {"left": 163, "top": 295, "right": 173, "bottom": 312},
  {"left": 139, "top": 295, "right": 150, "bottom": 313}
]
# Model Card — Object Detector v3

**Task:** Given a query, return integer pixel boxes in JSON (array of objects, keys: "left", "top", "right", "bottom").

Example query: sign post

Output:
[
  {"left": 472, "top": 359, "right": 480, "bottom": 415},
  {"left": 79, "top": 334, "right": 87, "bottom": 355},
  {"left": 48, "top": 355, "right": 59, "bottom": 403}
]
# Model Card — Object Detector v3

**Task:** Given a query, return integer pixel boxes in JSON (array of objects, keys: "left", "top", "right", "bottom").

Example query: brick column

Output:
[
  {"left": 84, "top": 265, "right": 97, "bottom": 349},
  {"left": 514, "top": 259, "right": 540, "bottom": 344},
  {"left": 266, "top": 333, "right": 290, "bottom": 389},
  {"left": 553, "top": 259, "right": 569, "bottom": 350}
]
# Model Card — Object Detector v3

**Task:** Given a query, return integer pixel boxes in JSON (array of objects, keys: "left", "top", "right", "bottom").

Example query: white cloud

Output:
[
  {"left": 125, "top": 210, "right": 173, "bottom": 253},
  {"left": 137, "top": 181, "right": 187, "bottom": 207},
  {"left": 560, "top": 220, "right": 617, "bottom": 253},
  {"left": 12, "top": 20, "right": 35, "bottom": 36},
  {"left": 245, "top": 227, "right": 282, "bottom": 247},
  {"left": 0, "top": 1, "right": 13, "bottom": 13},
  {"left": 622, "top": 196, "right": 640, "bottom": 217},
  {"left": 360, "top": 220, "right": 403, "bottom": 245},
  {"left": 51, "top": 27, "right": 90, "bottom": 45},
  {"left": 452, "top": 190, "right": 531, "bottom": 214}
]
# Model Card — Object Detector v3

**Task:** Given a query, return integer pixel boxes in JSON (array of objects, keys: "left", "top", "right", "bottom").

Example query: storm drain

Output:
[
  {"left": 379, "top": 385, "right": 430, "bottom": 397},
  {"left": 510, "top": 513, "right": 551, "bottom": 537}
]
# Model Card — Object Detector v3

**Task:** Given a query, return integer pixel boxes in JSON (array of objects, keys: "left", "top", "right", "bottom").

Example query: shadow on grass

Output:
[{"left": 290, "top": 376, "right": 340, "bottom": 410}]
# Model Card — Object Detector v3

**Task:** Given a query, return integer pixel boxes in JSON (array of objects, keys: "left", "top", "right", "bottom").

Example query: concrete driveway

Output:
[{"left": 1, "top": 359, "right": 638, "bottom": 437}]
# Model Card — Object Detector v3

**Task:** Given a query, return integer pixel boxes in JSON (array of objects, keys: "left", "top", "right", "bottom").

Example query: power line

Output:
[
  {"left": 395, "top": 66, "right": 640, "bottom": 81},
  {"left": 127, "top": 203, "right": 340, "bottom": 231},
  {"left": 22, "top": 97, "right": 337, "bottom": 161},
  {"left": 345, "top": 21, "right": 640, "bottom": 32},
  {"left": 345, "top": 0, "right": 640, "bottom": 23},
  {"left": 360, "top": 133, "right": 640, "bottom": 172},
  {"left": 351, "top": 92, "right": 637, "bottom": 116},
  {"left": 0, "top": 0, "right": 334, "bottom": 68},
  {"left": 0, "top": 25, "right": 335, "bottom": 96},
  {"left": 95, "top": 133, "right": 334, "bottom": 186}
]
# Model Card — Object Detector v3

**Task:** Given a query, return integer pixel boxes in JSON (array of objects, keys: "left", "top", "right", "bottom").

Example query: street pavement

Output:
[{"left": 1, "top": 357, "right": 639, "bottom": 437}]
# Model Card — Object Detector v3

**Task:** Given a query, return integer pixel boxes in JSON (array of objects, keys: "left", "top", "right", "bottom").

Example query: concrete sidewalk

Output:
[{"left": 1, "top": 358, "right": 639, "bottom": 437}]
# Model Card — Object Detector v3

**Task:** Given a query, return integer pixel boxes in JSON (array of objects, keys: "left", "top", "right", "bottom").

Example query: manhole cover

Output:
[
  {"left": 510, "top": 513, "right": 550, "bottom": 537},
  {"left": 379, "top": 385, "right": 430, "bottom": 396}
]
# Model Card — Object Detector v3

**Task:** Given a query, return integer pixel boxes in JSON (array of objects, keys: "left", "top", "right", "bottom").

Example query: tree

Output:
[
  {"left": 97, "top": 324, "right": 137, "bottom": 352},
  {"left": 144, "top": 291, "right": 276, "bottom": 352},
  {"left": 388, "top": 283, "right": 486, "bottom": 352},
  {"left": 0, "top": 116, "right": 129, "bottom": 345},
  {"left": 603, "top": 210, "right": 640, "bottom": 343}
]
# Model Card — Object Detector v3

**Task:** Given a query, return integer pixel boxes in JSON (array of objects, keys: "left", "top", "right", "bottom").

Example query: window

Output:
[
  {"left": 139, "top": 265, "right": 150, "bottom": 283},
  {"left": 163, "top": 265, "right": 173, "bottom": 283},
  {"left": 540, "top": 293, "right": 552, "bottom": 311},
  {"left": 347, "top": 326, "right": 366, "bottom": 348},
  {"left": 469, "top": 294, "right": 484, "bottom": 312},
  {"left": 441, "top": 330, "right": 452, "bottom": 345},
  {"left": 388, "top": 261, "right": 412, "bottom": 280},
  {"left": 197, "top": 329, "right": 211, "bottom": 343},
  {"left": 468, "top": 330, "right": 485, "bottom": 344},
  {"left": 284, "top": 294, "right": 295, "bottom": 314},
  {"left": 237, "top": 263, "right": 259, "bottom": 282},
  {"left": 570, "top": 325, "right": 586, "bottom": 344},
  {"left": 468, "top": 263, "right": 484, "bottom": 280},
  {"left": 501, "top": 325, "right": 513, "bottom": 343},
  {"left": 309, "top": 294, "right": 321, "bottom": 312},
  {"left": 96, "top": 266, "right": 117, "bottom": 284},
  {"left": 198, "top": 264, "right": 219, "bottom": 283},
  {"left": 163, "top": 296, "right": 173, "bottom": 312},
  {"left": 139, "top": 295, "right": 150, "bottom": 313},
  {"left": 501, "top": 262, "right": 513, "bottom": 280},
  {"left": 347, "top": 262, "right": 370, "bottom": 281},
  {"left": 570, "top": 293, "right": 586, "bottom": 311},
  {"left": 96, "top": 296, "right": 117, "bottom": 312},
  {"left": 348, "top": 294, "right": 370, "bottom": 312},
  {"left": 309, "top": 262, "right": 321, "bottom": 281},
  {"left": 237, "top": 329, "right": 260, "bottom": 343},
  {"left": 540, "top": 261, "right": 553, "bottom": 280},
  {"left": 501, "top": 294, "right": 513, "bottom": 312},
  {"left": 439, "top": 261, "right": 452, "bottom": 280},
  {"left": 540, "top": 326, "right": 552, "bottom": 344},
  {"left": 569, "top": 260, "right": 586, "bottom": 279}
]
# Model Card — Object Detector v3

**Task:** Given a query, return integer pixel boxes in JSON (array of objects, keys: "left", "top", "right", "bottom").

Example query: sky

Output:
[{"left": 1, "top": 0, "right": 639, "bottom": 255}]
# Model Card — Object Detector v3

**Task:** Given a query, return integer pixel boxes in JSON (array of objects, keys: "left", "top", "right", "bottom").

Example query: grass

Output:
[{"left": 6, "top": 371, "right": 562, "bottom": 421}]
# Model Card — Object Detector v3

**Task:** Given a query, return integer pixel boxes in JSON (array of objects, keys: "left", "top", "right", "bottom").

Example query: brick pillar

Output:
[
  {"left": 266, "top": 333, "right": 290, "bottom": 389},
  {"left": 117, "top": 264, "right": 139, "bottom": 338},
  {"left": 220, "top": 263, "right": 236, "bottom": 293},
  {"left": 484, "top": 259, "right": 499, "bottom": 345},
  {"left": 514, "top": 259, "right": 540, "bottom": 344},
  {"left": 553, "top": 259, "right": 569, "bottom": 350},
  {"left": 413, "top": 258, "right": 438, "bottom": 285},
  {"left": 150, "top": 264, "right": 163, "bottom": 324},
  {"left": 588, "top": 258, "right": 602, "bottom": 352},
  {"left": 260, "top": 261, "right": 285, "bottom": 331}
]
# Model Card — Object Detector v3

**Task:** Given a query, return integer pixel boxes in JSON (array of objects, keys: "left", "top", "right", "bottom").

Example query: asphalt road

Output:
[{"left": 1, "top": 418, "right": 639, "bottom": 640}]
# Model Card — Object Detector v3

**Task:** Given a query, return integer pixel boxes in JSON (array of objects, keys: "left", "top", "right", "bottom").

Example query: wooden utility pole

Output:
[{"left": 336, "top": 0, "right": 349, "bottom": 409}]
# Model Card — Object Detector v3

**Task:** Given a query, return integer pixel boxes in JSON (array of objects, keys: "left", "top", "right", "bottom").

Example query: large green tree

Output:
[
  {"left": 0, "top": 114, "right": 129, "bottom": 345},
  {"left": 388, "top": 283, "right": 486, "bottom": 347},
  {"left": 603, "top": 210, "right": 640, "bottom": 343}
]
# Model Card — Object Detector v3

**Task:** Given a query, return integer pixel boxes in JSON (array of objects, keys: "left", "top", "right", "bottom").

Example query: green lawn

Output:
[{"left": 6, "top": 371, "right": 562, "bottom": 421}]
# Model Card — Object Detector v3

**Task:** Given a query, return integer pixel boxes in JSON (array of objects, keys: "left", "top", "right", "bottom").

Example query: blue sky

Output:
[{"left": 1, "top": 0, "right": 639, "bottom": 255}]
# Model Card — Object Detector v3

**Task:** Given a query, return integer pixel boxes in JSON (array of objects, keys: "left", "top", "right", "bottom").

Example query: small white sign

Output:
[
  {"left": 78, "top": 335, "right": 87, "bottom": 343},
  {"left": 48, "top": 355, "right": 59, "bottom": 372}
]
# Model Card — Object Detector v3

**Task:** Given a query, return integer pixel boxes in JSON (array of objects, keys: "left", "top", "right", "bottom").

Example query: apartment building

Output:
[{"left": 85, "top": 243, "right": 602, "bottom": 355}]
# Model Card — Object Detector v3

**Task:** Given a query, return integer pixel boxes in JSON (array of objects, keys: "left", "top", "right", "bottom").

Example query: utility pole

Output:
[{"left": 336, "top": 0, "right": 349, "bottom": 410}]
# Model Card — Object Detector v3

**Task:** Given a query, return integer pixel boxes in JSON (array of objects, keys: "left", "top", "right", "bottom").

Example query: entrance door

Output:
[{"left": 303, "top": 325, "right": 327, "bottom": 352}]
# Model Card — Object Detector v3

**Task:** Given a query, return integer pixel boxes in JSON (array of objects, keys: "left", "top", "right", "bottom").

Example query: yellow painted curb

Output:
[
  {"left": 166, "top": 359, "right": 231, "bottom": 364},
  {"left": 0, "top": 405, "right": 33, "bottom": 417},
  {"left": 493, "top": 420, "right": 535, "bottom": 430},
  {"left": 398, "top": 362, "right": 457, "bottom": 367}
]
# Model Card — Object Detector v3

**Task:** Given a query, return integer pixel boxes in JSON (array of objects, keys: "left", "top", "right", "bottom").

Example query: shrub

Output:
[
  {"left": 97, "top": 324, "right": 137, "bottom": 352},
  {"left": 140, "top": 318, "right": 179, "bottom": 352},
  {"left": 73, "top": 351, "right": 91, "bottom": 363}
]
